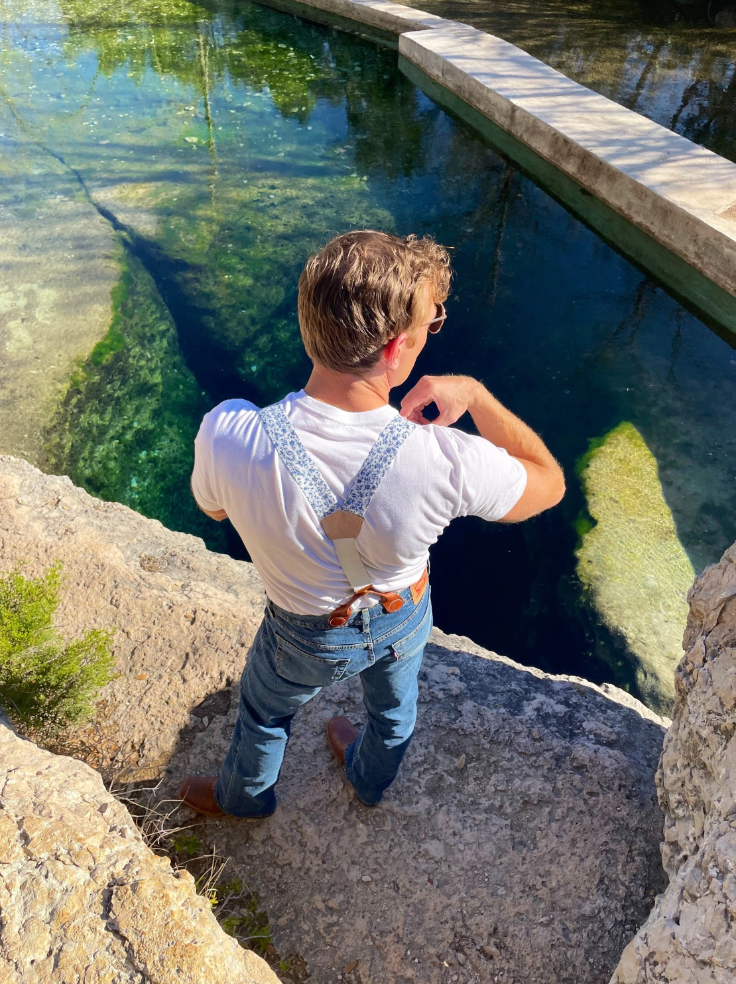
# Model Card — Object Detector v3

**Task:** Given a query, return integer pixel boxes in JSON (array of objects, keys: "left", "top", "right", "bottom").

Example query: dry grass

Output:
[{"left": 105, "top": 777, "right": 308, "bottom": 981}]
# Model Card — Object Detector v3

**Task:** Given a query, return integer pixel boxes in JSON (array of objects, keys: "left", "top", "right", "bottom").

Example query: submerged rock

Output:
[
  {"left": 0, "top": 457, "right": 668, "bottom": 984},
  {"left": 0, "top": 134, "right": 118, "bottom": 465},
  {"left": 0, "top": 87, "right": 219, "bottom": 547},
  {"left": 0, "top": 721, "right": 281, "bottom": 983},
  {"left": 89, "top": 168, "right": 392, "bottom": 403},
  {"left": 576, "top": 422, "right": 695, "bottom": 714},
  {"left": 610, "top": 539, "right": 736, "bottom": 984},
  {"left": 40, "top": 0, "right": 397, "bottom": 403}
]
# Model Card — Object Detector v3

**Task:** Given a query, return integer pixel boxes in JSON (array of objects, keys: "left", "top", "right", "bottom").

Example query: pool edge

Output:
[{"left": 254, "top": 0, "right": 736, "bottom": 337}]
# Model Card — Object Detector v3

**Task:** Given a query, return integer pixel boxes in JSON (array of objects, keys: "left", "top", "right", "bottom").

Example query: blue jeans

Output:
[{"left": 215, "top": 582, "right": 432, "bottom": 817}]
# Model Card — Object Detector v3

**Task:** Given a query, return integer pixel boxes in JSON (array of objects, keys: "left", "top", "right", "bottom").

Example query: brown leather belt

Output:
[{"left": 328, "top": 567, "right": 428, "bottom": 628}]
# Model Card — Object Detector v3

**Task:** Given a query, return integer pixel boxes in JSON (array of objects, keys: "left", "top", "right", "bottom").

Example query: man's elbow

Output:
[
  {"left": 500, "top": 462, "right": 565, "bottom": 522},
  {"left": 547, "top": 465, "right": 566, "bottom": 509},
  {"left": 526, "top": 465, "right": 565, "bottom": 515},
  {"left": 202, "top": 507, "right": 228, "bottom": 521}
]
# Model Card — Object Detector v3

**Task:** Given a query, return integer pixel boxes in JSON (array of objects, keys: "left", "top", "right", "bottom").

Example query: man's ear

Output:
[{"left": 383, "top": 333, "right": 408, "bottom": 371}]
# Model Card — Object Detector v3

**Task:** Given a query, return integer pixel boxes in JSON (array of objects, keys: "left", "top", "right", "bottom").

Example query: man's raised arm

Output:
[{"left": 400, "top": 375, "right": 565, "bottom": 521}]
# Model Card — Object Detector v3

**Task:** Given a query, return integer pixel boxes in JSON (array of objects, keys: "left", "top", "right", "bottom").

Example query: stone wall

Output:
[{"left": 610, "top": 540, "right": 736, "bottom": 983}]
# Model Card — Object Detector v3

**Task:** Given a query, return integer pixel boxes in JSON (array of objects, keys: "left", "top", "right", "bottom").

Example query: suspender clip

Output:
[{"left": 326, "top": 586, "right": 406, "bottom": 627}]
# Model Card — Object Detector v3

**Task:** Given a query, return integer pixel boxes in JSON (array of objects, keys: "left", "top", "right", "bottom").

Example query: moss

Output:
[
  {"left": 44, "top": 250, "right": 226, "bottom": 552},
  {"left": 575, "top": 422, "right": 694, "bottom": 713},
  {"left": 0, "top": 563, "right": 114, "bottom": 734},
  {"left": 88, "top": 266, "right": 131, "bottom": 366},
  {"left": 573, "top": 509, "right": 596, "bottom": 546},
  {"left": 574, "top": 429, "right": 611, "bottom": 479}
]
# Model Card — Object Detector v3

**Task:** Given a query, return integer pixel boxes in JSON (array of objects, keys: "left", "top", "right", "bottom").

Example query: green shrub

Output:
[{"left": 0, "top": 563, "right": 114, "bottom": 733}]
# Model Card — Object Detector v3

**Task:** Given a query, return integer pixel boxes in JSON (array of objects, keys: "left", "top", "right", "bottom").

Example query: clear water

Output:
[
  {"left": 395, "top": 0, "right": 736, "bottom": 163},
  {"left": 2, "top": 0, "right": 735, "bottom": 689}
]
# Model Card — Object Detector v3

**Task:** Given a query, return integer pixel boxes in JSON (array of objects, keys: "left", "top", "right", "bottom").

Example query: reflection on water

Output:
[
  {"left": 1, "top": 0, "right": 734, "bottom": 691},
  {"left": 393, "top": 0, "right": 736, "bottom": 162}
]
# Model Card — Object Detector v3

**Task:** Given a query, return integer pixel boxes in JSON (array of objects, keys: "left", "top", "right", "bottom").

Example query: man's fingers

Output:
[
  {"left": 404, "top": 403, "right": 430, "bottom": 425},
  {"left": 402, "top": 375, "right": 475, "bottom": 426},
  {"left": 400, "top": 377, "right": 437, "bottom": 418},
  {"left": 401, "top": 401, "right": 427, "bottom": 421},
  {"left": 401, "top": 376, "right": 469, "bottom": 426},
  {"left": 401, "top": 396, "right": 432, "bottom": 419},
  {"left": 433, "top": 405, "right": 458, "bottom": 427}
]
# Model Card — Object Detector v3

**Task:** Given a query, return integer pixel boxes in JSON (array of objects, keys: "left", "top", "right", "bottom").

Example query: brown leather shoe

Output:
[
  {"left": 178, "top": 776, "right": 225, "bottom": 817},
  {"left": 327, "top": 716, "right": 359, "bottom": 765}
]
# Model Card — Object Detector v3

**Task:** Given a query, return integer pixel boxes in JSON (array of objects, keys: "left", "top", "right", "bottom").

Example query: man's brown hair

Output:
[{"left": 298, "top": 230, "right": 451, "bottom": 374}]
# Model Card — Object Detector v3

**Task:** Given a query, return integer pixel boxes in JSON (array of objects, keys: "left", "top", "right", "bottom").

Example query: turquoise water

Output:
[{"left": 1, "top": 0, "right": 735, "bottom": 688}]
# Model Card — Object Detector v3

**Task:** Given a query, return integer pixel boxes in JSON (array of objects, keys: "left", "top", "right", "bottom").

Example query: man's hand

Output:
[
  {"left": 401, "top": 374, "right": 565, "bottom": 521},
  {"left": 400, "top": 375, "right": 479, "bottom": 426}
]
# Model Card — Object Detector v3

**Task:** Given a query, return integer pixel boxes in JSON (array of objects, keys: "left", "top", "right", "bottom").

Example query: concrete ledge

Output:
[
  {"left": 261, "top": 0, "right": 442, "bottom": 38},
  {"left": 255, "top": 0, "right": 736, "bottom": 333},
  {"left": 399, "top": 57, "right": 736, "bottom": 337},
  {"left": 400, "top": 24, "right": 736, "bottom": 302}
]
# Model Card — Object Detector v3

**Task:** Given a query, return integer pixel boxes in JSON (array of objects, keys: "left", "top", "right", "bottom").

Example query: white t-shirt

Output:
[{"left": 191, "top": 390, "right": 526, "bottom": 615}]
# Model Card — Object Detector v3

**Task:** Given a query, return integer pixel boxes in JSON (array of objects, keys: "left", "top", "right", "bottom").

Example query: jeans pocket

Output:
[
  {"left": 274, "top": 632, "right": 350, "bottom": 688},
  {"left": 390, "top": 601, "right": 433, "bottom": 662}
]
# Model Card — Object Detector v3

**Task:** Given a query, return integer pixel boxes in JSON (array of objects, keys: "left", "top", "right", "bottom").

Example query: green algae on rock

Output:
[
  {"left": 44, "top": 250, "right": 225, "bottom": 552},
  {"left": 576, "top": 422, "right": 694, "bottom": 713}
]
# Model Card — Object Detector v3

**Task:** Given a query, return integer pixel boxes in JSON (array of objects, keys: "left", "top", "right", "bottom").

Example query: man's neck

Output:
[{"left": 304, "top": 364, "right": 391, "bottom": 412}]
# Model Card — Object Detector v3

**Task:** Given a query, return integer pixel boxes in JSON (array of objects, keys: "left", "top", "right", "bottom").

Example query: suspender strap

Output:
[
  {"left": 259, "top": 403, "right": 337, "bottom": 521},
  {"left": 259, "top": 402, "right": 415, "bottom": 621},
  {"left": 260, "top": 403, "right": 414, "bottom": 520},
  {"left": 342, "top": 415, "right": 415, "bottom": 516}
]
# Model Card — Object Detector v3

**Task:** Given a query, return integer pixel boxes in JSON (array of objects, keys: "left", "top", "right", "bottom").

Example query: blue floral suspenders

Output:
[{"left": 259, "top": 401, "right": 415, "bottom": 625}]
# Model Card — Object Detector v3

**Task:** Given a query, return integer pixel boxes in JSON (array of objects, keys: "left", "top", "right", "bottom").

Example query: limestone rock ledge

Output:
[
  {"left": 0, "top": 454, "right": 266, "bottom": 780},
  {"left": 0, "top": 723, "right": 281, "bottom": 983},
  {"left": 0, "top": 456, "right": 670, "bottom": 983},
  {"left": 610, "top": 540, "right": 736, "bottom": 983},
  {"left": 163, "top": 627, "right": 669, "bottom": 984}
]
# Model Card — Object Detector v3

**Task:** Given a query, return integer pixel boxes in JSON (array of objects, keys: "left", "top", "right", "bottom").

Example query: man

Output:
[{"left": 180, "top": 229, "right": 564, "bottom": 818}]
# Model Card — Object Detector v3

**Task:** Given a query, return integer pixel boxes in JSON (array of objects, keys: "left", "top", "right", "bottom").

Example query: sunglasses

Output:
[{"left": 421, "top": 302, "right": 447, "bottom": 334}]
